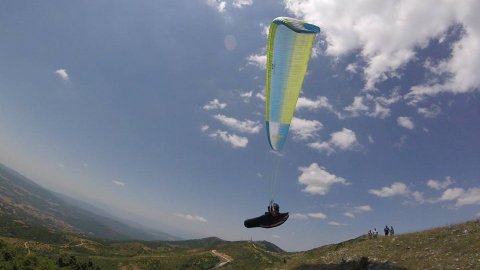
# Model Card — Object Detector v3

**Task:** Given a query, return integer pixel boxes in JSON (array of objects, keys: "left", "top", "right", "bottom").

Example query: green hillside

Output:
[{"left": 1, "top": 218, "right": 479, "bottom": 269}]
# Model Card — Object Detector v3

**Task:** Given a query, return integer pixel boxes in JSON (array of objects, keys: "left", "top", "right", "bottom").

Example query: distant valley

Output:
[{"left": 0, "top": 163, "right": 178, "bottom": 241}]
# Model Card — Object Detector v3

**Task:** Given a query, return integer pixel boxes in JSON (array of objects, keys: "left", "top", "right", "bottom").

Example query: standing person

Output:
[
  {"left": 368, "top": 230, "right": 372, "bottom": 239},
  {"left": 390, "top": 226, "right": 395, "bottom": 236},
  {"left": 384, "top": 225, "right": 390, "bottom": 236},
  {"left": 373, "top": 228, "right": 378, "bottom": 238}
]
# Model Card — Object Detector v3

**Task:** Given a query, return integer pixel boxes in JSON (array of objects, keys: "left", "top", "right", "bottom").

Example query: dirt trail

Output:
[
  {"left": 210, "top": 249, "right": 233, "bottom": 268},
  {"left": 24, "top": 241, "right": 30, "bottom": 255}
]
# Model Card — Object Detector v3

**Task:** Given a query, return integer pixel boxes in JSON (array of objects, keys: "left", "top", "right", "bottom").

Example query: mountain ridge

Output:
[{"left": 0, "top": 162, "right": 178, "bottom": 241}]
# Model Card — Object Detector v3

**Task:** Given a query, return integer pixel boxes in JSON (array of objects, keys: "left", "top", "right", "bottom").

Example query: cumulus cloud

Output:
[
  {"left": 344, "top": 96, "right": 369, "bottom": 117},
  {"left": 436, "top": 187, "right": 480, "bottom": 207},
  {"left": 246, "top": 53, "right": 267, "bottom": 69},
  {"left": 232, "top": 0, "right": 253, "bottom": 8},
  {"left": 330, "top": 128, "right": 358, "bottom": 150},
  {"left": 344, "top": 204, "right": 372, "bottom": 219},
  {"left": 213, "top": 114, "right": 261, "bottom": 134},
  {"left": 291, "top": 213, "right": 309, "bottom": 220},
  {"left": 284, "top": 0, "right": 480, "bottom": 96},
  {"left": 298, "top": 163, "right": 349, "bottom": 195},
  {"left": 201, "top": 126, "right": 248, "bottom": 148},
  {"left": 55, "top": 69, "right": 69, "bottom": 81},
  {"left": 290, "top": 117, "right": 323, "bottom": 141},
  {"left": 342, "top": 91, "right": 401, "bottom": 119},
  {"left": 206, "top": 0, "right": 226, "bottom": 13},
  {"left": 208, "top": 130, "right": 248, "bottom": 148},
  {"left": 427, "top": 176, "right": 454, "bottom": 190},
  {"left": 369, "top": 182, "right": 424, "bottom": 203},
  {"left": 369, "top": 182, "right": 410, "bottom": 197},
  {"left": 346, "top": 63, "right": 358, "bottom": 74},
  {"left": 297, "top": 96, "right": 341, "bottom": 117},
  {"left": 203, "top": 99, "right": 227, "bottom": 110},
  {"left": 328, "top": 221, "right": 347, "bottom": 226},
  {"left": 297, "top": 96, "right": 345, "bottom": 119},
  {"left": 418, "top": 105, "right": 441, "bottom": 118},
  {"left": 309, "top": 128, "right": 359, "bottom": 154},
  {"left": 307, "top": 212, "right": 327, "bottom": 219},
  {"left": 175, "top": 213, "right": 208, "bottom": 223},
  {"left": 438, "top": 187, "right": 465, "bottom": 202},
  {"left": 112, "top": 180, "right": 126, "bottom": 187},
  {"left": 397, "top": 116, "right": 415, "bottom": 129},
  {"left": 239, "top": 91, "right": 253, "bottom": 103}
]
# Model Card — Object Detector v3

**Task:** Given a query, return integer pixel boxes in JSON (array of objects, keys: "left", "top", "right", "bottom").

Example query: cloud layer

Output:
[
  {"left": 284, "top": 0, "right": 480, "bottom": 100},
  {"left": 298, "top": 163, "right": 349, "bottom": 195}
]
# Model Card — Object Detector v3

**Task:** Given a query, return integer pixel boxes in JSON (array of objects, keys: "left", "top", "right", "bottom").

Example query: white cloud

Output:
[
  {"left": 175, "top": 213, "right": 208, "bottom": 223},
  {"left": 297, "top": 96, "right": 342, "bottom": 118},
  {"left": 368, "top": 135, "right": 374, "bottom": 144},
  {"left": 369, "top": 182, "right": 410, "bottom": 198},
  {"left": 418, "top": 105, "right": 441, "bottom": 118},
  {"left": 206, "top": 0, "right": 226, "bottom": 13},
  {"left": 207, "top": 130, "right": 248, "bottom": 148},
  {"left": 309, "top": 128, "right": 358, "bottom": 154},
  {"left": 55, "top": 69, "right": 69, "bottom": 81},
  {"left": 203, "top": 99, "right": 227, "bottom": 110},
  {"left": 246, "top": 53, "right": 267, "bottom": 69},
  {"left": 112, "top": 180, "right": 126, "bottom": 187},
  {"left": 232, "top": 0, "right": 253, "bottom": 8},
  {"left": 201, "top": 125, "right": 210, "bottom": 132},
  {"left": 284, "top": 0, "right": 480, "bottom": 94},
  {"left": 407, "top": 8, "right": 480, "bottom": 103},
  {"left": 456, "top": 188, "right": 480, "bottom": 206},
  {"left": 255, "top": 89, "right": 266, "bottom": 101},
  {"left": 290, "top": 117, "right": 323, "bottom": 141},
  {"left": 346, "top": 63, "right": 358, "bottom": 74},
  {"left": 438, "top": 187, "right": 465, "bottom": 201},
  {"left": 344, "top": 204, "right": 372, "bottom": 218},
  {"left": 330, "top": 128, "right": 358, "bottom": 150},
  {"left": 308, "top": 141, "right": 334, "bottom": 155},
  {"left": 291, "top": 213, "right": 309, "bottom": 220},
  {"left": 344, "top": 96, "right": 369, "bottom": 117},
  {"left": 368, "top": 101, "right": 390, "bottom": 119},
  {"left": 239, "top": 91, "right": 253, "bottom": 103},
  {"left": 213, "top": 114, "right": 261, "bottom": 134},
  {"left": 437, "top": 187, "right": 480, "bottom": 207},
  {"left": 370, "top": 182, "right": 425, "bottom": 203},
  {"left": 397, "top": 116, "right": 415, "bottom": 129},
  {"left": 342, "top": 91, "right": 400, "bottom": 119},
  {"left": 427, "top": 176, "right": 454, "bottom": 190},
  {"left": 328, "top": 221, "right": 347, "bottom": 226},
  {"left": 298, "top": 163, "right": 349, "bottom": 195},
  {"left": 354, "top": 205, "right": 372, "bottom": 212},
  {"left": 307, "top": 212, "right": 327, "bottom": 219}
]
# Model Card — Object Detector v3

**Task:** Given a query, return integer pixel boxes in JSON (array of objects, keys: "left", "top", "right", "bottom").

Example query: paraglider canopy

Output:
[
  {"left": 244, "top": 17, "right": 319, "bottom": 229},
  {"left": 265, "top": 17, "right": 320, "bottom": 151}
]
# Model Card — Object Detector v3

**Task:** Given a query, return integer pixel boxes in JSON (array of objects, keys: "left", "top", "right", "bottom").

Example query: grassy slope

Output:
[
  {"left": 286, "top": 220, "right": 480, "bottom": 269},
  {"left": 1, "top": 219, "right": 479, "bottom": 269}
]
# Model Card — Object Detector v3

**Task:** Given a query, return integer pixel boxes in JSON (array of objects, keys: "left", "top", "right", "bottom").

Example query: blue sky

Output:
[{"left": 1, "top": 0, "right": 480, "bottom": 251}]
